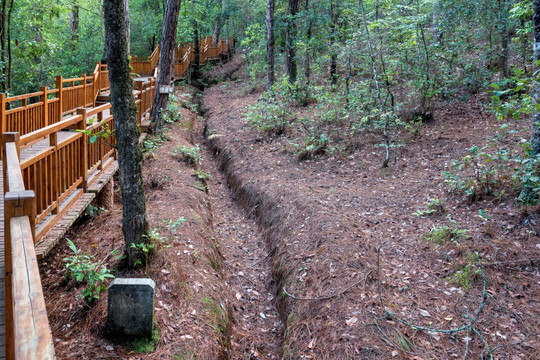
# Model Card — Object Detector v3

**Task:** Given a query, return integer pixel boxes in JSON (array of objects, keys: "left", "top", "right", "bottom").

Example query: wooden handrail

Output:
[{"left": 3, "top": 132, "right": 55, "bottom": 360}]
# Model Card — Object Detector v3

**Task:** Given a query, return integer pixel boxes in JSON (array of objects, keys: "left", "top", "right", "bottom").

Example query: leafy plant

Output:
[
  {"left": 85, "top": 204, "right": 107, "bottom": 218},
  {"left": 162, "top": 217, "right": 187, "bottom": 235},
  {"left": 173, "top": 144, "right": 202, "bottom": 165},
  {"left": 412, "top": 197, "right": 445, "bottom": 217},
  {"left": 447, "top": 253, "right": 482, "bottom": 289},
  {"left": 244, "top": 90, "right": 288, "bottom": 136},
  {"left": 442, "top": 145, "right": 517, "bottom": 201},
  {"left": 425, "top": 217, "right": 469, "bottom": 246},
  {"left": 63, "top": 239, "right": 115, "bottom": 304}
]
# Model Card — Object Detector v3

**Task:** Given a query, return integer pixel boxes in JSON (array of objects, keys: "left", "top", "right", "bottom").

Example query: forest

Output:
[{"left": 1, "top": 0, "right": 540, "bottom": 359}]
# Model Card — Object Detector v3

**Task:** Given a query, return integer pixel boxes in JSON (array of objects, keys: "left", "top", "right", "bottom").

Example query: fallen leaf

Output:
[
  {"left": 346, "top": 317, "right": 358, "bottom": 326},
  {"left": 235, "top": 292, "right": 242, "bottom": 300},
  {"left": 419, "top": 309, "right": 431, "bottom": 317},
  {"left": 308, "top": 337, "right": 316, "bottom": 349}
]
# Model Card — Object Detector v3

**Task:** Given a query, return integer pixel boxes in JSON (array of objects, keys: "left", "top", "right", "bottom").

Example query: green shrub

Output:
[
  {"left": 442, "top": 145, "right": 516, "bottom": 201},
  {"left": 63, "top": 239, "right": 115, "bottom": 304},
  {"left": 412, "top": 198, "right": 445, "bottom": 217},
  {"left": 244, "top": 90, "right": 288, "bottom": 136},
  {"left": 174, "top": 144, "right": 202, "bottom": 165}
]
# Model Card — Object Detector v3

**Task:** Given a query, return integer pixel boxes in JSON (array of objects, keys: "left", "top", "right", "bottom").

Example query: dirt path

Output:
[{"left": 197, "top": 129, "right": 284, "bottom": 358}]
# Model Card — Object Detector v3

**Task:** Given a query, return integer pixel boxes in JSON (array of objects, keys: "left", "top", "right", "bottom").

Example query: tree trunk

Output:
[
  {"left": 103, "top": 0, "right": 149, "bottom": 268},
  {"left": 520, "top": 0, "right": 540, "bottom": 202},
  {"left": 71, "top": 2, "right": 79, "bottom": 41},
  {"left": 1, "top": 0, "right": 6, "bottom": 93},
  {"left": 149, "top": 0, "right": 182, "bottom": 134},
  {"left": 266, "top": 0, "right": 275, "bottom": 88},
  {"left": 124, "top": 0, "right": 130, "bottom": 54},
  {"left": 212, "top": 0, "right": 222, "bottom": 46},
  {"left": 304, "top": 0, "right": 311, "bottom": 84},
  {"left": 499, "top": 0, "right": 510, "bottom": 78},
  {"left": 330, "top": 0, "right": 338, "bottom": 85},
  {"left": 286, "top": 0, "right": 299, "bottom": 83},
  {"left": 191, "top": 19, "right": 201, "bottom": 86},
  {"left": 6, "top": 0, "right": 12, "bottom": 92}
]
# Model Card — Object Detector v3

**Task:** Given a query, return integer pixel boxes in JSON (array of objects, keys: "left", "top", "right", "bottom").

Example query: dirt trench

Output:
[{"left": 194, "top": 117, "right": 285, "bottom": 358}]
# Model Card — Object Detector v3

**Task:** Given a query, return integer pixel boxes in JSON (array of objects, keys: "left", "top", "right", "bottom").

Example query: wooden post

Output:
[
  {"left": 40, "top": 87, "right": 49, "bottom": 128},
  {"left": 4, "top": 190, "right": 36, "bottom": 360},
  {"left": 56, "top": 76, "right": 63, "bottom": 121},
  {"left": 1, "top": 92, "right": 6, "bottom": 135},
  {"left": 76, "top": 108, "right": 88, "bottom": 192},
  {"left": 50, "top": 130, "right": 59, "bottom": 214},
  {"left": 82, "top": 74, "right": 87, "bottom": 107},
  {"left": 2, "top": 132, "right": 20, "bottom": 194}
]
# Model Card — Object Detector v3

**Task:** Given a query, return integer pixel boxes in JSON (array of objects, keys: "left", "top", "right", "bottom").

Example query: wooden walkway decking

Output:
[{"left": 1, "top": 170, "right": 6, "bottom": 360}]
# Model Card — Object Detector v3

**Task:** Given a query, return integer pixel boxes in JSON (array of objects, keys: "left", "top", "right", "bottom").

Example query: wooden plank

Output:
[{"left": 10, "top": 216, "right": 55, "bottom": 360}]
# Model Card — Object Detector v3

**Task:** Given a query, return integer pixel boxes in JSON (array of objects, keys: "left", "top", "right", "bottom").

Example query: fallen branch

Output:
[{"left": 376, "top": 244, "right": 488, "bottom": 334}]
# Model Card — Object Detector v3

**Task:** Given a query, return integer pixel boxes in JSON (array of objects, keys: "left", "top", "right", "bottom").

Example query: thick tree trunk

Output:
[
  {"left": 286, "top": 0, "right": 299, "bottom": 83},
  {"left": 6, "top": 0, "right": 11, "bottom": 92},
  {"left": 149, "top": 0, "right": 182, "bottom": 134},
  {"left": 1, "top": 0, "right": 6, "bottom": 92},
  {"left": 103, "top": 0, "right": 149, "bottom": 268},
  {"left": 304, "top": 0, "right": 311, "bottom": 84},
  {"left": 499, "top": 0, "right": 510, "bottom": 78},
  {"left": 266, "top": 0, "right": 275, "bottom": 88},
  {"left": 124, "top": 0, "right": 130, "bottom": 54},
  {"left": 530, "top": 0, "right": 540, "bottom": 155},
  {"left": 71, "top": 2, "right": 79, "bottom": 41},
  {"left": 212, "top": 0, "right": 222, "bottom": 46},
  {"left": 191, "top": 19, "right": 201, "bottom": 86},
  {"left": 330, "top": 0, "right": 338, "bottom": 85},
  {"left": 519, "top": 0, "right": 540, "bottom": 202}
]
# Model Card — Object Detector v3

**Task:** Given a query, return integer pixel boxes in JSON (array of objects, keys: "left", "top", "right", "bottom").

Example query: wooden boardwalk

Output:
[{"left": 0, "top": 170, "right": 6, "bottom": 360}]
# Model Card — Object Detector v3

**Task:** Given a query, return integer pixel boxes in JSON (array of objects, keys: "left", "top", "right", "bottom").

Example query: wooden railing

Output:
[
  {"left": 131, "top": 36, "right": 233, "bottom": 78},
  {"left": 2, "top": 132, "right": 55, "bottom": 360},
  {"left": 0, "top": 34, "right": 233, "bottom": 360},
  {"left": 0, "top": 64, "right": 111, "bottom": 136}
]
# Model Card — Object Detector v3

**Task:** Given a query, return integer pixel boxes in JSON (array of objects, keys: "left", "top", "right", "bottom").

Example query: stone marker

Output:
[{"left": 106, "top": 278, "right": 156, "bottom": 339}]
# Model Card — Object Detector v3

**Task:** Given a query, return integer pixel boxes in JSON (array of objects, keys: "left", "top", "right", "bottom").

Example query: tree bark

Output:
[
  {"left": 71, "top": 2, "right": 79, "bottom": 41},
  {"left": 286, "top": 0, "right": 299, "bottom": 83},
  {"left": 124, "top": 0, "right": 130, "bottom": 54},
  {"left": 519, "top": 0, "right": 540, "bottom": 202},
  {"left": 304, "top": 0, "right": 312, "bottom": 84},
  {"left": 103, "top": 0, "right": 149, "bottom": 268},
  {"left": 191, "top": 19, "right": 201, "bottom": 86},
  {"left": 149, "top": 0, "right": 182, "bottom": 134},
  {"left": 330, "top": 0, "right": 338, "bottom": 85},
  {"left": 499, "top": 0, "right": 510, "bottom": 78},
  {"left": 266, "top": 0, "right": 275, "bottom": 88},
  {"left": 1, "top": 0, "right": 6, "bottom": 93},
  {"left": 212, "top": 0, "right": 222, "bottom": 46}
]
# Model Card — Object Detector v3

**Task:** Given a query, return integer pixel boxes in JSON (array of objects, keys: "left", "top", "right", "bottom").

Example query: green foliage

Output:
[
  {"left": 174, "top": 144, "right": 202, "bottom": 165},
  {"left": 85, "top": 204, "right": 108, "bottom": 218},
  {"left": 490, "top": 68, "right": 535, "bottom": 121},
  {"left": 442, "top": 145, "right": 517, "bottom": 201},
  {"left": 124, "top": 327, "right": 160, "bottom": 353},
  {"left": 63, "top": 239, "right": 115, "bottom": 304},
  {"left": 161, "top": 93, "right": 184, "bottom": 124},
  {"left": 412, "top": 198, "right": 445, "bottom": 217},
  {"left": 244, "top": 91, "right": 288, "bottom": 136},
  {"left": 162, "top": 217, "right": 187, "bottom": 235},
  {"left": 425, "top": 216, "right": 469, "bottom": 246},
  {"left": 447, "top": 253, "right": 482, "bottom": 290},
  {"left": 426, "top": 225, "right": 469, "bottom": 246},
  {"left": 143, "top": 134, "right": 167, "bottom": 154},
  {"left": 241, "top": 22, "right": 267, "bottom": 81}
]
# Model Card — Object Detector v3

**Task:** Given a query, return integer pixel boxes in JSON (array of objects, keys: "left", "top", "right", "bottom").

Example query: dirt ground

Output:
[{"left": 42, "top": 55, "right": 539, "bottom": 360}]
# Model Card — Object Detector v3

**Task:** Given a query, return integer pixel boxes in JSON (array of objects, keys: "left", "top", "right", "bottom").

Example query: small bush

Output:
[
  {"left": 425, "top": 220, "right": 469, "bottom": 246},
  {"left": 63, "top": 239, "right": 115, "bottom": 304},
  {"left": 412, "top": 198, "right": 445, "bottom": 217},
  {"left": 244, "top": 91, "right": 287, "bottom": 136},
  {"left": 174, "top": 144, "right": 202, "bottom": 165}
]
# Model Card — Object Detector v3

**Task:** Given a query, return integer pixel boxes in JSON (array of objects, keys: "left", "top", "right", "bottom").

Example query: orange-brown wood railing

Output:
[
  {"left": 131, "top": 36, "right": 233, "bottom": 78},
  {"left": 2, "top": 132, "right": 55, "bottom": 360},
  {"left": 0, "top": 34, "right": 233, "bottom": 360}
]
